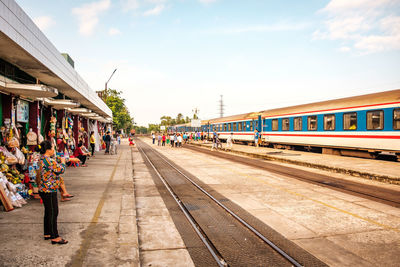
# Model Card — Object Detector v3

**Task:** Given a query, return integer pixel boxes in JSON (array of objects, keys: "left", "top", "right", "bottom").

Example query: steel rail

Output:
[
  {"left": 186, "top": 145, "right": 400, "bottom": 208},
  {"left": 137, "top": 139, "right": 303, "bottom": 267},
  {"left": 137, "top": 143, "right": 228, "bottom": 267}
]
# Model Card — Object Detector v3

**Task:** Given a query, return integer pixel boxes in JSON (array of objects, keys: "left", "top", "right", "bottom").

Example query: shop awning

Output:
[
  {"left": 80, "top": 112, "right": 98, "bottom": 117},
  {"left": 67, "top": 108, "right": 91, "bottom": 114},
  {"left": 0, "top": 81, "right": 58, "bottom": 98},
  {"left": 43, "top": 98, "right": 80, "bottom": 109}
]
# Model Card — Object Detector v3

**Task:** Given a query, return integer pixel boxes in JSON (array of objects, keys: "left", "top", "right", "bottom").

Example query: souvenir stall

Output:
[{"left": 0, "top": 95, "right": 33, "bottom": 211}]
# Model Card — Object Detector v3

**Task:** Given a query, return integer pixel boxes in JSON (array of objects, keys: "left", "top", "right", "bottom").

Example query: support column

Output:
[
  {"left": 29, "top": 101, "right": 39, "bottom": 134},
  {"left": 57, "top": 109, "right": 65, "bottom": 129},
  {"left": 73, "top": 115, "right": 79, "bottom": 145},
  {"left": 2, "top": 94, "right": 11, "bottom": 121},
  {"left": 82, "top": 117, "right": 88, "bottom": 147}
]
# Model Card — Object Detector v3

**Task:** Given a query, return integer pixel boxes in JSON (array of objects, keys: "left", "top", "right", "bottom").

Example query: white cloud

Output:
[
  {"left": 313, "top": 0, "right": 400, "bottom": 54},
  {"left": 33, "top": 16, "right": 54, "bottom": 31},
  {"left": 72, "top": 0, "right": 111, "bottom": 36},
  {"left": 198, "top": 0, "right": 217, "bottom": 4},
  {"left": 143, "top": 4, "right": 164, "bottom": 16},
  {"left": 207, "top": 22, "right": 309, "bottom": 34},
  {"left": 109, "top": 28, "right": 121, "bottom": 35},
  {"left": 121, "top": 0, "right": 140, "bottom": 11},
  {"left": 339, "top": 46, "right": 351, "bottom": 52}
]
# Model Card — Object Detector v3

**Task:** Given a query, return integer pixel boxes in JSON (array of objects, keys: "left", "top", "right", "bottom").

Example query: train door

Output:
[{"left": 257, "top": 115, "right": 262, "bottom": 132}]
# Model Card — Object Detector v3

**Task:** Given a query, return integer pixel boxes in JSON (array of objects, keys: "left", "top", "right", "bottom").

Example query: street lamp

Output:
[
  {"left": 96, "top": 68, "right": 117, "bottom": 100},
  {"left": 105, "top": 68, "right": 117, "bottom": 91}
]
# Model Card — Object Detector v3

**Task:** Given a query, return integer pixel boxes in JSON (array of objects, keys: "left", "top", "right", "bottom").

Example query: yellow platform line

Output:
[{"left": 70, "top": 151, "right": 123, "bottom": 267}]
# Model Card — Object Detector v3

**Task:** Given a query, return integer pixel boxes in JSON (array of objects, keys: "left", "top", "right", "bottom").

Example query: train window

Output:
[
  {"left": 233, "top": 123, "right": 237, "bottom": 131},
  {"left": 224, "top": 124, "right": 227, "bottom": 131},
  {"left": 343, "top": 112, "right": 357, "bottom": 130},
  {"left": 307, "top": 116, "right": 317, "bottom": 131},
  {"left": 324, "top": 114, "right": 335, "bottom": 131},
  {"left": 249, "top": 121, "right": 253, "bottom": 131},
  {"left": 394, "top": 109, "right": 400, "bottom": 130},
  {"left": 294, "top": 117, "right": 302, "bottom": 131},
  {"left": 238, "top": 122, "right": 242, "bottom": 131},
  {"left": 228, "top": 123, "right": 232, "bottom": 131},
  {"left": 272, "top": 119, "right": 279, "bottom": 131},
  {"left": 254, "top": 121, "right": 258, "bottom": 130},
  {"left": 367, "top": 110, "right": 384, "bottom": 130},
  {"left": 282, "top": 118, "right": 289, "bottom": 131}
]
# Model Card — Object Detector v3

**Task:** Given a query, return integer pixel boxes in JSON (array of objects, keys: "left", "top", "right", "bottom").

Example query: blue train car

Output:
[{"left": 203, "top": 89, "right": 400, "bottom": 159}]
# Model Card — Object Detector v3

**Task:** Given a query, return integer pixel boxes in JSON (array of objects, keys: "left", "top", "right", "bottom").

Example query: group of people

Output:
[
  {"left": 152, "top": 131, "right": 208, "bottom": 148},
  {"left": 212, "top": 130, "right": 261, "bottom": 151},
  {"left": 151, "top": 129, "right": 262, "bottom": 151}
]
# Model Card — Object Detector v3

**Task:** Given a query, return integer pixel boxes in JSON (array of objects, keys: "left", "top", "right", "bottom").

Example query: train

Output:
[{"left": 168, "top": 89, "right": 400, "bottom": 160}]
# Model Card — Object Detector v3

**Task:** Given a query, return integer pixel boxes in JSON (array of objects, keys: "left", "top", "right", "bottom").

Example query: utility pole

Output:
[
  {"left": 97, "top": 68, "right": 117, "bottom": 101},
  {"left": 192, "top": 107, "right": 199, "bottom": 119},
  {"left": 219, "top": 95, "right": 224, "bottom": 118}
]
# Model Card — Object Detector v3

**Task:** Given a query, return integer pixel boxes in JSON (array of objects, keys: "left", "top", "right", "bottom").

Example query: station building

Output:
[{"left": 0, "top": 0, "right": 112, "bottom": 149}]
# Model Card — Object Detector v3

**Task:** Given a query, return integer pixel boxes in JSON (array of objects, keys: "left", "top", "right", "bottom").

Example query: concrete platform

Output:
[
  {"left": 142, "top": 137, "right": 400, "bottom": 267},
  {"left": 0, "top": 140, "right": 193, "bottom": 267},
  {"left": 189, "top": 140, "right": 400, "bottom": 184}
]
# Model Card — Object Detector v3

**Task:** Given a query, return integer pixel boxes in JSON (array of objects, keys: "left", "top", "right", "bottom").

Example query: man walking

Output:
[
  {"left": 104, "top": 131, "right": 111, "bottom": 154},
  {"left": 226, "top": 132, "right": 234, "bottom": 151}
]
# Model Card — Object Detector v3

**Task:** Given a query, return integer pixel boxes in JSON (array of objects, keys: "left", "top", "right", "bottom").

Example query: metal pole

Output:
[{"left": 104, "top": 68, "right": 117, "bottom": 96}]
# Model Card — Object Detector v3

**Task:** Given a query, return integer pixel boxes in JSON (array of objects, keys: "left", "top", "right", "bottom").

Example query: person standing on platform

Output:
[
  {"left": 157, "top": 133, "right": 161, "bottom": 146},
  {"left": 38, "top": 140, "right": 68, "bottom": 245},
  {"left": 211, "top": 134, "right": 217, "bottom": 151},
  {"left": 174, "top": 134, "right": 178, "bottom": 147},
  {"left": 177, "top": 134, "right": 183, "bottom": 147},
  {"left": 105, "top": 131, "right": 111, "bottom": 154},
  {"left": 170, "top": 134, "right": 175, "bottom": 147},
  {"left": 89, "top": 131, "right": 96, "bottom": 157},
  {"left": 152, "top": 133, "right": 156, "bottom": 144},
  {"left": 226, "top": 132, "right": 234, "bottom": 151},
  {"left": 162, "top": 134, "right": 166, "bottom": 146},
  {"left": 254, "top": 130, "right": 259, "bottom": 148}
]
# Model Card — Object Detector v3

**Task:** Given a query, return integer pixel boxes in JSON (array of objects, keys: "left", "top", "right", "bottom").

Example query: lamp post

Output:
[{"left": 100, "top": 68, "right": 117, "bottom": 101}]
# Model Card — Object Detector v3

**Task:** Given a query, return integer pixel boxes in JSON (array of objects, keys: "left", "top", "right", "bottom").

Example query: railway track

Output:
[
  {"left": 136, "top": 139, "right": 327, "bottom": 267},
  {"left": 185, "top": 144, "right": 400, "bottom": 208}
]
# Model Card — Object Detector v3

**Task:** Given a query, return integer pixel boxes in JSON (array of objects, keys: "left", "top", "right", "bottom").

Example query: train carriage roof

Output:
[
  {"left": 260, "top": 89, "right": 400, "bottom": 118},
  {"left": 173, "top": 122, "right": 191, "bottom": 127},
  {"left": 208, "top": 111, "right": 263, "bottom": 124}
]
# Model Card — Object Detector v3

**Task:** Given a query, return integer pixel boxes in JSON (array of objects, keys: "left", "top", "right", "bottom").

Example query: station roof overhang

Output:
[
  {"left": 0, "top": 31, "right": 112, "bottom": 119},
  {"left": 42, "top": 98, "right": 81, "bottom": 109},
  {"left": 0, "top": 80, "right": 58, "bottom": 98}
]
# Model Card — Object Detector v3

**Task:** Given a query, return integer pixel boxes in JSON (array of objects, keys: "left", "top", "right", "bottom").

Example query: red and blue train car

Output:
[{"left": 205, "top": 89, "right": 400, "bottom": 159}]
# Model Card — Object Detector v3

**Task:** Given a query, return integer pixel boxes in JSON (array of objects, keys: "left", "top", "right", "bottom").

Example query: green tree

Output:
[
  {"left": 160, "top": 116, "right": 173, "bottom": 126},
  {"left": 103, "top": 89, "right": 134, "bottom": 132},
  {"left": 148, "top": 124, "right": 160, "bottom": 133},
  {"left": 176, "top": 113, "right": 184, "bottom": 124},
  {"left": 133, "top": 126, "right": 148, "bottom": 134}
]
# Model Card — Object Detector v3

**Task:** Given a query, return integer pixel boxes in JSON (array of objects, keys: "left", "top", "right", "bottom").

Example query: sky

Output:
[{"left": 16, "top": 0, "right": 400, "bottom": 126}]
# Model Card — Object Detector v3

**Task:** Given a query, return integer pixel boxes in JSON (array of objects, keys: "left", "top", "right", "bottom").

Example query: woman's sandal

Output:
[
  {"left": 62, "top": 194, "right": 74, "bottom": 198},
  {"left": 44, "top": 236, "right": 51, "bottom": 240},
  {"left": 51, "top": 239, "right": 68, "bottom": 245}
]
